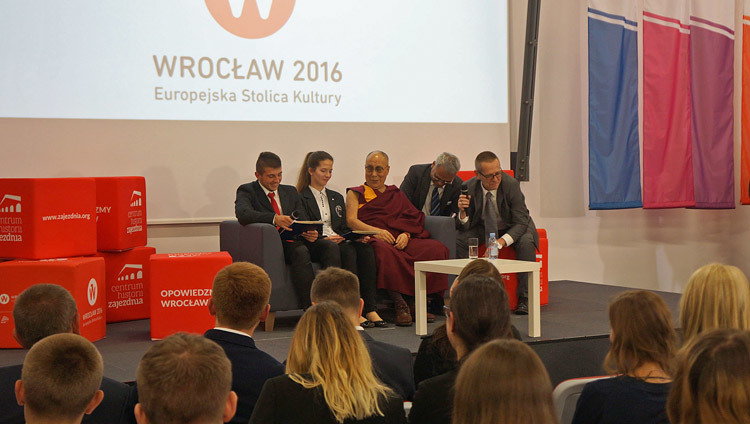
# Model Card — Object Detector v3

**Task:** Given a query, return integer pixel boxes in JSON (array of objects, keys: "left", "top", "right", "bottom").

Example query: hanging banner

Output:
[{"left": 588, "top": 0, "right": 642, "bottom": 210}]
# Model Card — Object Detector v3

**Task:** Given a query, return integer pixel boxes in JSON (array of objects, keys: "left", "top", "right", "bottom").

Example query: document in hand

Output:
[
  {"left": 279, "top": 220, "right": 324, "bottom": 241},
  {"left": 341, "top": 230, "right": 379, "bottom": 241}
]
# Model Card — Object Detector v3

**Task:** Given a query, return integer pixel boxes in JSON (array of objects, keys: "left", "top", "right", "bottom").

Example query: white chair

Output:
[{"left": 553, "top": 376, "right": 611, "bottom": 424}]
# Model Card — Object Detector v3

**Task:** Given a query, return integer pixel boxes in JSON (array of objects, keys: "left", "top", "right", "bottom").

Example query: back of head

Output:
[
  {"left": 310, "top": 267, "right": 361, "bottom": 314},
  {"left": 136, "top": 333, "right": 232, "bottom": 424},
  {"left": 13, "top": 284, "right": 78, "bottom": 349},
  {"left": 256, "top": 151, "right": 281, "bottom": 174},
  {"left": 456, "top": 258, "right": 502, "bottom": 284},
  {"left": 434, "top": 152, "right": 461, "bottom": 175},
  {"left": 286, "top": 302, "right": 391, "bottom": 422},
  {"left": 667, "top": 329, "right": 750, "bottom": 424},
  {"left": 211, "top": 262, "right": 271, "bottom": 330},
  {"left": 454, "top": 339, "right": 557, "bottom": 424},
  {"left": 605, "top": 290, "right": 677, "bottom": 375},
  {"left": 680, "top": 263, "right": 750, "bottom": 344},
  {"left": 21, "top": 333, "right": 103, "bottom": 421},
  {"left": 474, "top": 151, "right": 499, "bottom": 171},
  {"left": 450, "top": 275, "right": 511, "bottom": 354}
]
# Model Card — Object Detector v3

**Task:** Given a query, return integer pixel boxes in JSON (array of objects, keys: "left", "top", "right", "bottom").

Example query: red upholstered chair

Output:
[{"left": 455, "top": 170, "right": 549, "bottom": 309}]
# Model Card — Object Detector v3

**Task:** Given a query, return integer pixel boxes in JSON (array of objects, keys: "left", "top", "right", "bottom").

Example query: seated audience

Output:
[
  {"left": 0, "top": 284, "right": 136, "bottom": 424},
  {"left": 310, "top": 267, "right": 415, "bottom": 400},
  {"left": 15, "top": 333, "right": 104, "bottom": 424},
  {"left": 135, "top": 333, "right": 237, "bottom": 424},
  {"left": 297, "top": 151, "right": 386, "bottom": 327},
  {"left": 409, "top": 275, "right": 512, "bottom": 424},
  {"left": 679, "top": 263, "right": 750, "bottom": 345},
  {"left": 572, "top": 290, "right": 677, "bottom": 424},
  {"left": 249, "top": 302, "right": 406, "bottom": 424},
  {"left": 204, "top": 262, "right": 285, "bottom": 423},
  {"left": 453, "top": 339, "right": 558, "bottom": 424},
  {"left": 346, "top": 150, "right": 449, "bottom": 326},
  {"left": 667, "top": 329, "right": 750, "bottom": 424},
  {"left": 413, "top": 259, "right": 521, "bottom": 386},
  {"left": 235, "top": 151, "right": 339, "bottom": 308}
]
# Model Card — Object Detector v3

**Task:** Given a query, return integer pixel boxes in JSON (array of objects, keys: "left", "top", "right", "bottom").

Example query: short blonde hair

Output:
[
  {"left": 212, "top": 262, "right": 271, "bottom": 329},
  {"left": 680, "top": 263, "right": 750, "bottom": 344},
  {"left": 605, "top": 290, "right": 677, "bottom": 375},
  {"left": 667, "top": 329, "right": 750, "bottom": 424},
  {"left": 21, "top": 333, "right": 103, "bottom": 420},
  {"left": 453, "top": 339, "right": 557, "bottom": 424},
  {"left": 286, "top": 302, "right": 393, "bottom": 422},
  {"left": 136, "top": 333, "right": 232, "bottom": 424}
]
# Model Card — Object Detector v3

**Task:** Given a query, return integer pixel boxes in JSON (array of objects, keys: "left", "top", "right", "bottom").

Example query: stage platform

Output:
[{"left": 0, "top": 280, "right": 682, "bottom": 386}]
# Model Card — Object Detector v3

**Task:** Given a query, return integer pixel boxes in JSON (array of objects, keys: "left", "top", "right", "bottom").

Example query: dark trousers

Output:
[
  {"left": 282, "top": 238, "right": 339, "bottom": 308},
  {"left": 339, "top": 240, "right": 378, "bottom": 314},
  {"left": 457, "top": 229, "right": 537, "bottom": 299}
]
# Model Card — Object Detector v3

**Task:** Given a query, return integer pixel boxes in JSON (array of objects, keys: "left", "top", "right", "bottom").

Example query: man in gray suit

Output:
[{"left": 456, "top": 151, "right": 539, "bottom": 315}]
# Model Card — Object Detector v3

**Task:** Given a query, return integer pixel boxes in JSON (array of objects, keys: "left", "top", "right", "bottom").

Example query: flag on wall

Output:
[
  {"left": 742, "top": 1, "right": 750, "bottom": 205},
  {"left": 689, "top": 0, "right": 735, "bottom": 209},
  {"left": 642, "top": 0, "right": 694, "bottom": 208},
  {"left": 588, "top": 0, "right": 642, "bottom": 209}
]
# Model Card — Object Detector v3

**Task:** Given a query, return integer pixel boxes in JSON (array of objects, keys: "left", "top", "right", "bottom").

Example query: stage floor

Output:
[{"left": 0, "top": 281, "right": 682, "bottom": 385}]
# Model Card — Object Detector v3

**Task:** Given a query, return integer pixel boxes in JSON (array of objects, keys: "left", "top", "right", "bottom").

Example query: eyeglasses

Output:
[
  {"left": 477, "top": 171, "right": 503, "bottom": 180},
  {"left": 443, "top": 305, "right": 451, "bottom": 320},
  {"left": 431, "top": 175, "right": 454, "bottom": 185},
  {"left": 365, "top": 165, "right": 387, "bottom": 174}
]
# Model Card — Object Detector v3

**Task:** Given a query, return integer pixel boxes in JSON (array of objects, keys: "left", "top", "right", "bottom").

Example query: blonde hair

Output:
[
  {"left": 212, "top": 262, "right": 271, "bottom": 329},
  {"left": 136, "top": 333, "right": 232, "bottom": 424},
  {"left": 605, "top": 290, "right": 677, "bottom": 375},
  {"left": 21, "top": 333, "right": 103, "bottom": 420},
  {"left": 286, "top": 302, "right": 393, "bottom": 423},
  {"left": 680, "top": 263, "right": 750, "bottom": 344},
  {"left": 453, "top": 339, "right": 558, "bottom": 424},
  {"left": 667, "top": 329, "right": 750, "bottom": 424}
]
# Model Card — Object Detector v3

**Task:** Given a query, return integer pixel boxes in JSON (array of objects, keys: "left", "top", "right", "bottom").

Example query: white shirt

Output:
[
  {"left": 421, "top": 183, "right": 445, "bottom": 216},
  {"left": 309, "top": 186, "right": 336, "bottom": 237},
  {"left": 213, "top": 327, "right": 253, "bottom": 339}
]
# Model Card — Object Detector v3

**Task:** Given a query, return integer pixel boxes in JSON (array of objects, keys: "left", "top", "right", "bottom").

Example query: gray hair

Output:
[
  {"left": 13, "top": 284, "right": 78, "bottom": 349},
  {"left": 435, "top": 152, "right": 461, "bottom": 175}
]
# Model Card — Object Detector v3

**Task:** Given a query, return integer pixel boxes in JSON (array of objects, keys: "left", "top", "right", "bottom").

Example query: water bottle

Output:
[{"left": 487, "top": 233, "right": 498, "bottom": 260}]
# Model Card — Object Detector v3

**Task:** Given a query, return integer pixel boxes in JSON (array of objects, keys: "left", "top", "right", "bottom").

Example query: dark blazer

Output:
[
  {"left": 299, "top": 186, "right": 350, "bottom": 236},
  {"left": 204, "top": 329, "right": 285, "bottom": 424},
  {"left": 249, "top": 374, "right": 407, "bottom": 424},
  {"left": 460, "top": 174, "right": 539, "bottom": 247},
  {"left": 359, "top": 331, "right": 415, "bottom": 401},
  {"left": 0, "top": 364, "right": 137, "bottom": 424},
  {"left": 399, "top": 164, "right": 462, "bottom": 217},
  {"left": 408, "top": 367, "right": 459, "bottom": 424},
  {"left": 235, "top": 181, "right": 308, "bottom": 226}
]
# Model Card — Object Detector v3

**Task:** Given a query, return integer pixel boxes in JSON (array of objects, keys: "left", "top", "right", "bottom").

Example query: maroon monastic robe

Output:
[{"left": 349, "top": 184, "right": 449, "bottom": 296}]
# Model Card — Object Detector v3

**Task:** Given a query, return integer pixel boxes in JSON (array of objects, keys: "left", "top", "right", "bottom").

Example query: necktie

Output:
[
  {"left": 268, "top": 192, "right": 281, "bottom": 215},
  {"left": 430, "top": 186, "right": 441, "bottom": 216},
  {"left": 484, "top": 192, "right": 498, "bottom": 242}
]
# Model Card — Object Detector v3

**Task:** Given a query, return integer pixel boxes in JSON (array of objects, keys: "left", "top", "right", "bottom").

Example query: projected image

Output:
[{"left": 0, "top": 1, "right": 508, "bottom": 123}]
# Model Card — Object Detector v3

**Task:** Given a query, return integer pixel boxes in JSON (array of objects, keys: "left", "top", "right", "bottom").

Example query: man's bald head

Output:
[{"left": 365, "top": 150, "right": 389, "bottom": 164}]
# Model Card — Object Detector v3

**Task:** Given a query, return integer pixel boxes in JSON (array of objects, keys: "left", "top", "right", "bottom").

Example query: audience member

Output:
[
  {"left": 399, "top": 152, "right": 463, "bottom": 218},
  {"left": 250, "top": 302, "right": 406, "bottom": 424},
  {"left": 413, "top": 259, "right": 520, "bottom": 386},
  {"left": 679, "top": 263, "right": 750, "bottom": 345},
  {"left": 409, "top": 275, "right": 512, "bottom": 424},
  {"left": 204, "top": 262, "right": 285, "bottom": 423},
  {"left": 456, "top": 151, "right": 539, "bottom": 315},
  {"left": 135, "top": 333, "right": 237, "bottom": 424},
  {"left": 297, "top": 151, "right": 386, "bottom": 327},
  {"left": 235, "top": 151, "right": 339, "bottom": 308},
  {"left": 667, "top": 329, "right": 750, "bottom": 424},
  {"left": 572, "top": 290, "right": 677, "bottom": 424},
  {"left": 346, "top": 150, "right": 449, "bottom": 326},
  {"left": 310, "top": 267, "right": 415, "bottom": 400},
  {"left": 453, "top": 339, "right": 558, "bottom": 424},
  {"left": 15, "top": 333, "right": 104, "bottom": 424},
  {"left": 0, "top": 284, "right": 136, "bottom": 424}
]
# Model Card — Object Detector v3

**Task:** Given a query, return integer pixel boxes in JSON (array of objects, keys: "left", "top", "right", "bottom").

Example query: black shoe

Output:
[
  {"left": 360, "top": 320, "right": 375, "bottom": 328},
  {"left": 515, "top": 298, "right": 529, "bottom": 315},
  {"left": 372, "top": 320, "right": 389, "bottom": 328}
]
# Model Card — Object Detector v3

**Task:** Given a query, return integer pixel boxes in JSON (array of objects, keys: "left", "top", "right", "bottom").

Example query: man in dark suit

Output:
[
  {"left": 400, "top": 152, "right": 463, "bottom": 217},
  {"left": 310, "top": 267, "right": 416, "bottom": 401},
  {"left": 456, "top": 151, "right": 539, "bottom": 315},
  {"left": 204, "top": 262, "right": 285, "bottom": 423},
  {"left": 0, "top": 284, "right": 137, "bottom": 424},
  {"left": 235, "top": 151, "right": 339, "bottom": 308}
]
